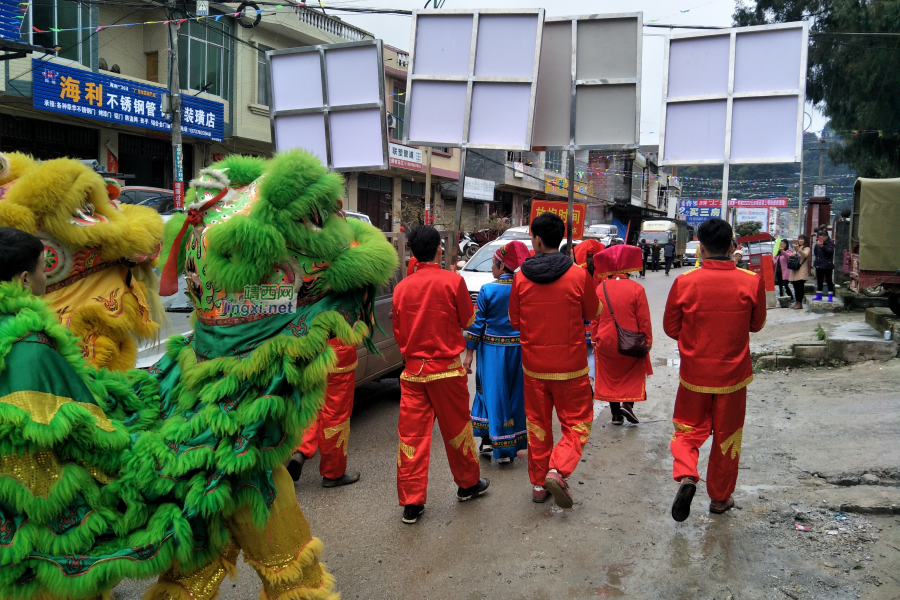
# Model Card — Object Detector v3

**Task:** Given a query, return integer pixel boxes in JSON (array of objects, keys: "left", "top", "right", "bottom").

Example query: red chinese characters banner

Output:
[{"left": 530, "top": 200, "right": 587, "bottom": 240}]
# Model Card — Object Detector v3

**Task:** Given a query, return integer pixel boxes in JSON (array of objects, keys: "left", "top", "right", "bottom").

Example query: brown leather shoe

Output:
[
  {"left": 791, "top": 302, "right": 803, "bottom": 310},
  {"left": 709, "top": 496, "right": 735, "bottom": 514}
]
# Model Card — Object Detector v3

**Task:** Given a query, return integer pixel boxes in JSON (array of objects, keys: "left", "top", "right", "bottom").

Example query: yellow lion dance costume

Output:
[{"left": 0, "top": 152, "right": 164, "bottom": 370}]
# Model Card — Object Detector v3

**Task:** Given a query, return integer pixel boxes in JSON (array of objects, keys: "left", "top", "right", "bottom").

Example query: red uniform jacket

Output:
[
  {"left": 392, "top": 263, "right": 475, "bottom": 381},
  {"left": 663, "top": 259, "right": 767, "bottom": 394},
  {"left": 509, "top": 264, "right": 599, "bottom": 379}
]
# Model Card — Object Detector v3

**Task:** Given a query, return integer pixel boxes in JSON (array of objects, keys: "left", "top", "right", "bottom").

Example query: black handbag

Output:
[
  {"left": 787, "top": 252, "right": 806, "bottom": 271},
  {"left": 602, "top": 281, "right": 650, "bottom": 358}
]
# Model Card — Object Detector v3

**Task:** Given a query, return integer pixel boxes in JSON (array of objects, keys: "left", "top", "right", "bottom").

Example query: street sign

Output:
[{"left": 196, "top": 0, "right": 209, "bottom": 16}]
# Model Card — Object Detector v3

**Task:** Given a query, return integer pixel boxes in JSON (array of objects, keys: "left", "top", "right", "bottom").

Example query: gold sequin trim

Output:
[
  {"left": 720, "top": 429, "right": 743, "bottom": 460},
  {"left": 397, "top": 439, "right": 415, "bottom": 467},
  {"left": 0, "top": 391, "right": 116, "bottom": 432},
  {"left": 679, "top": 375, "right": 753, "bottom": 395},
  {"left": 330, "top": 360, "right": 358, "bottom": 374},
  {"left": 448, "top": 422, "right": 478, "bottom": 462},
  {"left": 155, "top": 540, "right": 239, "bottom": 600},
  {"left": 323, "top": 418, "right": 350, "bottom": 456},
  {"left": 571, "top": 421, "right": 592, "bottom": 445},
  {"left": 526, "top": 420, "right": 546, "bottom": 443},
  {"left": 400, "top": 368, "right": 466, "bottom": 383},
  {"left": 523, "top": 366, "right": 590, "bottom": 381},
  {"left": 0, "top": 451, "right": 61, "bottom": 498}
]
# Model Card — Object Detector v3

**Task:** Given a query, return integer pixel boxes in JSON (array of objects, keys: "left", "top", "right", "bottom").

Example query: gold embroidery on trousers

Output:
[
  {"left": 526, "top": 420, "right": 546, "bottom": 442},
  {"left": 449, "top": 422, "right": 478, "bottom": 461},
  {"left": 397, "top": 439, "right": 415, "bottom": 467},
  {"left": 672, "top": 422, "right": 693, "bottom": 442},
  {"left": 323, "top": 418, "right": 350, "bottom": 456},
  {"left": 720, "top": 429, "right": 743, "bottom": 460},
  {"left": 572, "top": 421, "right": 592, "bottom": 445}
]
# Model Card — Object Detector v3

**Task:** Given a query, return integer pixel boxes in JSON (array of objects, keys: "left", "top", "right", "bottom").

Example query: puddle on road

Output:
[{"left": 653, "top": 357, "right": 681, "bottom": 367}]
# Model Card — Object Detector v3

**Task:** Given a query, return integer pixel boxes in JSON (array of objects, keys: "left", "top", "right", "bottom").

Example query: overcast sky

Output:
[{"left": 334, "top": 0, "right": 827, "bottom": 145}]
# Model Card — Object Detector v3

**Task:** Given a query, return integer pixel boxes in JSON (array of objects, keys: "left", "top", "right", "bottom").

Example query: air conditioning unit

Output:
[{"left": 387, "top": 114, "right": 399, "bottom": 129}]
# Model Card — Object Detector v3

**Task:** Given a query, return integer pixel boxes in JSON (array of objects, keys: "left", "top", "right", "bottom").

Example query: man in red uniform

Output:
[
  {"left": 664, "top": 218, "right": 766, "bottom": 521},
  {"left": 392, "top": 225, "right": 489, "bottom": 524},
  {"left": 287, "top": 338, "right": 360, "bottom": 487},
  {"left": 509, "top": 212, "right": 599, "bottom": 508}
]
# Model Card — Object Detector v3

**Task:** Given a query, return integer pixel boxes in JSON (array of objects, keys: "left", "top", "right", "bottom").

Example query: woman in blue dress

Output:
[{"left": 462, "top": 240, "right": 530, "bottom": 464}]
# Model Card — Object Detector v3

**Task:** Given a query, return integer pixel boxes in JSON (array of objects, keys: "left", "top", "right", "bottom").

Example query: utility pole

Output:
[{"left": 167, "top": 0, "right": 184, "bottom": 210}]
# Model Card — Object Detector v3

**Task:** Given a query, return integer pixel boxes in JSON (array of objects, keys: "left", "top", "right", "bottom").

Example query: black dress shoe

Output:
[
  {"left": 620, "top": 402, "right": 639, "bottom": 424},
  {"left": 322, "top": 471, "right": 360, "bottom": 488},
  {"left": 671, "top": 480, "right": 696, "bottom": 522},
  {"left": 457, "top": 478, "right": 490, "bottom": 501},
  {"left": 287, "top": 452, "right": 306, "bottom": 481},
  {"left": 402, "top": 504, "right": 425, "bottom": 524}
]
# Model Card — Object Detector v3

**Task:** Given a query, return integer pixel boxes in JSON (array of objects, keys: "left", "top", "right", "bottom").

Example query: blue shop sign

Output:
[
  {"left": 31, "top": 59, "right": 224, "bottom": 143},
  {"left": 677, "top": 199, "right": 721, "bottom": 228}
]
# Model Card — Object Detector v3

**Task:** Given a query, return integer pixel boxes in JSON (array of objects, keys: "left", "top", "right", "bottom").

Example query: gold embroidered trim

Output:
[
  {"left": 323, "top": 418, "right": 350, "bottom": 456},
  {"left": 523, "top": 366, "right": 590, "bottom": 381},
  {"left": 447, "top": 357, "right": 462, "bottom": 370},
  {"left": 397, "top": 439, "right": 415, "bottom": 467},
  {"left": 400, "top": 368, "right": 466, "bottom": 383},
  {"left": 720, "top": 429, "right": 743, "bottom": 460},
  {"left": 594, "top": 266, "right": 642, "bottom": 278},
  {"left": 571, "top": 421, "right": 592, "bottom": 445},
  {"left": 673, "top": 422, "right": 693, "bottom": 434},
  {"left": 526, "top": 420, "right": 546, "bottom": 442},
  {"left": 466, "top": 312, "right": 476, "bottom": 328},
  {"left": 448, "top": 422, "right": 478, "bottom": 461},
  {"left": 0, "top": 391, "right": 116, "bottom": 432},
  {"left": 737, "top": 268, "right": 759, "bottom": 276},
  {"left": 594, "top": 379, "right": 646, "bottom": 403},
  {"left": 330, "top": 360, "right": 358, "bottom": 374},
  {"left": 679, "top": 375, "right": 753, "bottom": 395}
]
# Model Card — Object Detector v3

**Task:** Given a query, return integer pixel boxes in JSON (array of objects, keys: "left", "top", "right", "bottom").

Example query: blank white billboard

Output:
[
  {"left": 267, "top": 40, "right": 389, "bottom": 172},
  {"left": 404, "top": 9, "right": 545, "bottom": 151},
  {"left": 659, "top": 22, "right": 809, "bottom": 166},
  {"left": 532, "top": 12, "right": 642, "bottom": 151}
]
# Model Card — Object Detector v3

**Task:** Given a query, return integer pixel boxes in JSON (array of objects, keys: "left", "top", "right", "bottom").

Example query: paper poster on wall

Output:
[
  {"left": 267, "top": 40, "right": 389, "bottom": 172},
  {"left": 404, "top": 9, "right": 545, "bottom": 151}
]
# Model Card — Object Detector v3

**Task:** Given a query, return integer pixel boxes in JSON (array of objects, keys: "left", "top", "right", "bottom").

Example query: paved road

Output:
[{"left": 115, "top": 266, "right": 900, "bottom": 599}]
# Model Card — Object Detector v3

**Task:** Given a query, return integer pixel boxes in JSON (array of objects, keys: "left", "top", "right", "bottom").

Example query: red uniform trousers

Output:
[
  {"left": 524, "top": 374, "right": 593, "bottom": 487},
  {"left": 397, "top": 372, "right": 481, "bottom": 506},
  {"left": 670, "top": 384, "right": 747, "bottom": 502},
  {"left": 297, "top": 340, "right": 357, "bottom": 479}
]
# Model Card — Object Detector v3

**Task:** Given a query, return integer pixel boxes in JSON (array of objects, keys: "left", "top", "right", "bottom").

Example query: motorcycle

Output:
[{"left": 459, "top": 231, "right": 480, "bottom": 259}]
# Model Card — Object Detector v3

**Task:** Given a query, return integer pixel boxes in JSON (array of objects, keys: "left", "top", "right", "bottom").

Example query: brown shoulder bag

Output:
[{"left": 602, "top": 280, "right": 650, "bottom": 358}]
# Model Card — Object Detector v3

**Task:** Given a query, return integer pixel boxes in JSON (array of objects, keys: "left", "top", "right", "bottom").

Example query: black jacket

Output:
[
  {"left": 813, "top": 239, "right": 835, "bottom": 269},
  {"left": 641, "top": 244, "right": 650, "bottom": 258},
  {"left": 521, "top": 252, "right": 573, "bottom": 284},
  {"left": 650, "top": 244, "right": 662, "bottom": 260}
]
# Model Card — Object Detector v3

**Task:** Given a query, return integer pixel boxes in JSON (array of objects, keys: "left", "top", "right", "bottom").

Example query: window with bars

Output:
[
  {"left": 544, "top": 151, "right": 564, "bottom": 174},
  {"left": 391, "top": 83, "right": 406, "bottom": 141},
  {"left": 21, "top": 0, "right": 92, "bottom": 66},
  {"left": 257, "top": 44, "right": 272, "bottom": 106},
  {"left": 178, "top": 18, "right": 232, "bottom": 99},
  {"left": 507, "top": 151, "right": 526, "bottom": 163}
]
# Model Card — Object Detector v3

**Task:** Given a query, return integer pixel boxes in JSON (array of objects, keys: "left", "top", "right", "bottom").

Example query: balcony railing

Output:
[{"left": 295, "top": 7, "right": 372, "bottom": 42}]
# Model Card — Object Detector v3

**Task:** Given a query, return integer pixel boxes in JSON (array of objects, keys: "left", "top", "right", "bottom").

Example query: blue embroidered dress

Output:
[{"left": 465, "top": 274, "right": 527, "bottom": 459}]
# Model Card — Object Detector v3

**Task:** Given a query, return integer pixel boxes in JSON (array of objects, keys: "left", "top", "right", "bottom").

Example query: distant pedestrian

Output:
[
  {"left": 464, "top": 241, "right": 530, "bottom": 465},
  {"left": 813, "top": 232, "right": 836, "bottom": 302},
  {"left": 663, "top": 239, "right": 676, "bottom": 275},
  {"left": 732, "top": 249, "right": 745, "bottom": 269},
  {"left": 664, "top": 218, "right": 766, "bottom": 522},
  {"left": 789, "top": 235, "right": 811, "bottom": 309},
  {"left": 773, "top": 239, "right": 795, "bottom": 302},
  {"left": 650, "top": 240, "right": 661, "bottom": 272},
  {"left": 509, "top": 212, "right": 599, "bottom": 508},
  {"left": 639, "top": 239, "right": 649, "bottom": 278},
  {"left": 591, "top": 245, "right": 652, "bottom": 425}
]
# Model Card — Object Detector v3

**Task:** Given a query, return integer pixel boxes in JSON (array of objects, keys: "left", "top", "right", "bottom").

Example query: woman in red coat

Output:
[{"left": 591, "top": 245, "right": 653, "bottom": 425}]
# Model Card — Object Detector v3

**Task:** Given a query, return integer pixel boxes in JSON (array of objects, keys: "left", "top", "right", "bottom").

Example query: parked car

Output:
[
  {"left": 498, "top": 226, "right": 531, "bottom": 240},
  {"left": 137, "top": 193, "right": 178, "bottom": 223},
  {"left": 684, "top": 241, "right": 700, "bottom": 265},
  {"left": 119, "top": 186, "right": 173, "bottom": 205},
  {"left": 344, "top": 209, "right": 372, "bottom": 224}
]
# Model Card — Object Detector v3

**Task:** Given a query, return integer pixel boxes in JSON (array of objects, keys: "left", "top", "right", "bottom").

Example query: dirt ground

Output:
[{"left": 115, "top": 272, "right": 900, "bottom": 600}]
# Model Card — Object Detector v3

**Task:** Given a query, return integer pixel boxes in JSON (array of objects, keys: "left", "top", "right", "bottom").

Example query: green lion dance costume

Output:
[{"left": 0, "top": 150, "right": 397, "bottom": 600}]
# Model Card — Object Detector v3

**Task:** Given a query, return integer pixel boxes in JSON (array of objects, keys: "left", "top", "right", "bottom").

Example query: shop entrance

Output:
[
  {"left": 357, "top": 173, "right": 393, "bottom": 231},
  {"left": 118, "top": 133, "right": 193, "bottom": 189},
  {"left": 0, "top": 114, "right": 98, "bottom": 161}
]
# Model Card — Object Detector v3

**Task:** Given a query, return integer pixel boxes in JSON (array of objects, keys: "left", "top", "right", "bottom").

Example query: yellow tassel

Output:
[
  {"left": 258, "top": 566, "right": 340, "bottom": 600},
  {"left": 245, "top": 537, "right": 324, "bottom": 584}
]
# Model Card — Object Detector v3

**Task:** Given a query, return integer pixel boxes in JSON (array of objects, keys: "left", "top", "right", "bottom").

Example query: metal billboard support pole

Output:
[
  {"left": 721, "top": 162, "right": 730, "bottom": 225},
  {"left": 452, "top": 147, "right": 468, "bottom": 268},
  {"left": 797, "top": 154, "right": 804, "bottom": 237},
  {"left": 566, "top": 151, "right": 574, "bottom": 256},
  {"left": 167, "top": 1, "right": 184, "bottom": 210}
]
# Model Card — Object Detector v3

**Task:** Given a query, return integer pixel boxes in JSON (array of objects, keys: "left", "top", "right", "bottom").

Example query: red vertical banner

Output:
[
  {"left": 760, "top": 258, "right": 775, "bottom": 292},
  {"left": 173, "top": 181, "right": 184, "bottom": 210},
  {"left": 106, "top": 148, "right": 118, "bottom": 174},
  {"left": 424, "top": 208, "right": 431, "bottom": 225}
]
